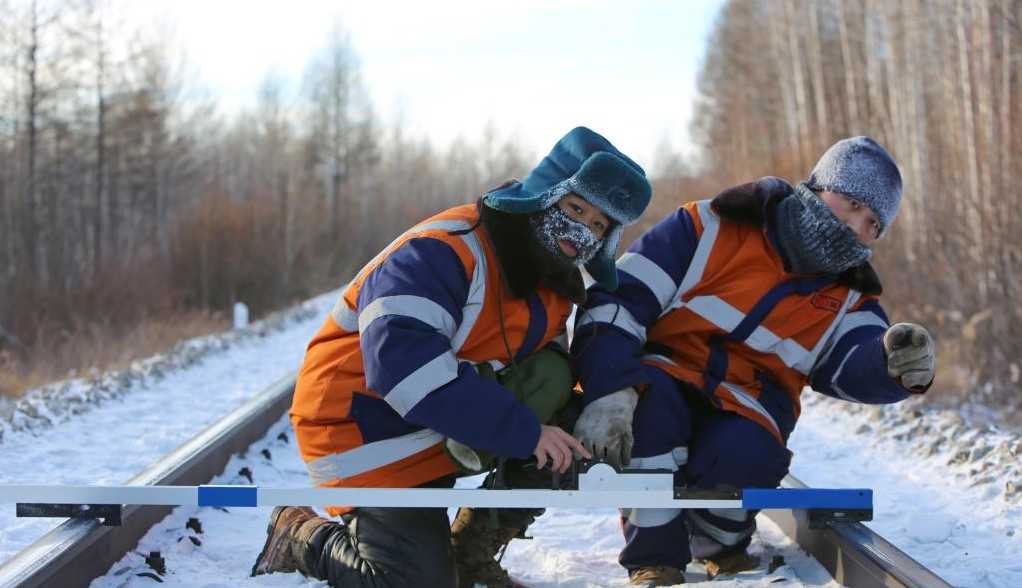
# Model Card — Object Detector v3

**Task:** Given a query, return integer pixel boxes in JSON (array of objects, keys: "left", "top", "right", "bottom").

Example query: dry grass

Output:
[{"left": 0, "top": 310, "right": 229, "bottom": 398}]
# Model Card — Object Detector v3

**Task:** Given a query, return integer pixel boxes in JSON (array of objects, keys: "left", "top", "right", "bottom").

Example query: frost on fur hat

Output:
[
  {"left": 806, "top": 136, "right": 903, "bottom": 236},
  {"left": 482, "top": 126, "right": 652, "bottom": 291}
]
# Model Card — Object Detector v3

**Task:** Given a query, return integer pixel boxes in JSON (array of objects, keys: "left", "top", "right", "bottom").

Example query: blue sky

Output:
[{"left": 139, "top": 0, "right": 725, "bottom": 172}]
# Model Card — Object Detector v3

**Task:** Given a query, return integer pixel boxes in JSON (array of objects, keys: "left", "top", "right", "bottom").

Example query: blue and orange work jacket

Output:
[
  {"left": 291, "top": 204, "right": 573, "bottom": 514},
  {"left": 573, "top": 195, "right": 910, "bottom": 445}
]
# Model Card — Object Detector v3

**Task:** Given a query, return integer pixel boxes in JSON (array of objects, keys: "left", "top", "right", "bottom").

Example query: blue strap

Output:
[
  {"left": 702, "top": 334, "right": 729, "bottom": 397},
  {"left": 729, "top": 278, "right": 834, "bottom": 343},
  {"left": 701, "top": 277, "right": 833, "bottom": 399},
  {"left": 514, "top": 293, "right": 548, "bottom": 363}
]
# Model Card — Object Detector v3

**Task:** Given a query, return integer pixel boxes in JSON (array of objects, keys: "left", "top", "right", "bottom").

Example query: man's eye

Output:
[
  {"left": 572, "top": 205, "right": 583, "bottom": 214},
  {"left": 850, "top": 200, "right": 861, "bottom": 209}
]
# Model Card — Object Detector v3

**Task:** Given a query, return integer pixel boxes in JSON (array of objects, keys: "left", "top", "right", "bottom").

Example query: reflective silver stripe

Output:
[
  {"left": 809, "top": 294, "right": 883, "bottom": 372},
  {"left": 662, "top": 200, "right": 720, "bottom": 317},
  {"left": 576, "top": 303, "right": 646, "bottom": 342},
  {"left": 305, "top": 429, "right": 445, "bottom": 485},
  {"left": 622, "top": 448, "right": 687, "bottom": 528},
  {"left": 642, "top": 353, "right": 678, "bottom": 367},
  {"left": 685, "top": 295, "right": 818, "bottom": 374},
  {"left": 341, "top": 217, "right": 485, "bottom": 343},
  {"left": 720, "top": 382, "right": 781, "bottom": 439},
  {"left": 352, "top": 219, "right": 474, "bottom": 286},
  {"left": 808, "top": 290, "right": 867, "bottom": 372},
  {"left": 830, "top": 344, "right": 862, "bottom": 402},
  {"left": 385, "top": 353, "right": 461, "bottom": 417},
  {"left": 330, "top": 297, "right": 359, "bottom": 332},
  {"left": 451, "top": 229, "right": 487, "bottom": 352},
  {"left": 688, "top": 510, "right": 754, "bottom": 546},
  {"left": 618, "top": 252, "right": 676, "bottom": 311},
  {"left": 629, "top": 448, "right": 686, "bottom": 472},
  {"left": 686, "top": 295, "right": 743, "bottom": 331},
  {"left": 358, "top": 295, "right": 457, "bottom": 339}
]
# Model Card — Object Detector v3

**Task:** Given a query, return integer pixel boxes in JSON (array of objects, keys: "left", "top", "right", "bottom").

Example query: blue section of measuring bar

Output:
[
  {"left": 198, "top": 485, "right": 257, "bottom": 507},
  {"left": 742, "top": 488, "right": 872, "bottom": 510}
]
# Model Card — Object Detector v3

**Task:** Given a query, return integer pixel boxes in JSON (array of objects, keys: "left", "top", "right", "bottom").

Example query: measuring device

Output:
[{"left": 1, "top": 460, "right": 872, "bottom": 529}]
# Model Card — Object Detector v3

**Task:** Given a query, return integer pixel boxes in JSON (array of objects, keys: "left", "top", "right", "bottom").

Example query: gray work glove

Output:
[
  {"left": 883, "top": 322, "right": 935, "bottom": 391},
  {"left": 573, "top": 387, "right": 639, "bottom": 469}
]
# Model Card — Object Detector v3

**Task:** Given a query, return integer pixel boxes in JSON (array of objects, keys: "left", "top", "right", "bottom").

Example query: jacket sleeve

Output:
[
  {"left": 357, "top": 237, "right": 540, "bottom": 459},
  {"left": 571, "top": 208, "right": 699, "bottom": 405},
  {"left": 809, "top": 297, "right": 911, "bottom": 403}
]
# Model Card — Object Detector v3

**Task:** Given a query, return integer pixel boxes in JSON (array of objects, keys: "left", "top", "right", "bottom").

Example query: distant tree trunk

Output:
[
  {"left": 837, "top": 0, "right": 862, "bottom": 130},
  {"left": 784, "top": 0, "right": 811, "bottom": 166},
  {"left": 956, "top": 0, "right": 984, "bottom": 303},
  {"left": 23, "top": 0, "right": 39, "bottom": 283},
  {"left": 807, "top": 1, "right": 829, "bottom": 149},
  {"left": 94, "top": 5, "right": 106, "bottom": 273}
]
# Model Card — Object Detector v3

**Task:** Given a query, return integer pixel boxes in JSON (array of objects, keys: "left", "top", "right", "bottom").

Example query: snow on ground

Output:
[
  {"left": 0, "top": 291, "right": 336, "bottom": 564},
  {"left": 1, "top": 289, "right": 1021, "bottom": 586},
  {"left": 90, "top": 415, "right": 839, "bottom": 588},
  {"left": 790, "top": 394, "right": 1022, "bottom": 588}
]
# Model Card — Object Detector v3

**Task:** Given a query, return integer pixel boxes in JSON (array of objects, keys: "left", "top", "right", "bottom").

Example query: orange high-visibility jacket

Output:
[
  {"left": 292, "top": 204, "right": 573, "bottom": 512},
  {"left": 573, "top": 182, "right": 909, "bottom": 444}
]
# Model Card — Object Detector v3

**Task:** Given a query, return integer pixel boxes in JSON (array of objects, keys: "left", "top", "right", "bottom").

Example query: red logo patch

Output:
[{"left": 811, "top": 293, "right": 842, "bottom": 313}]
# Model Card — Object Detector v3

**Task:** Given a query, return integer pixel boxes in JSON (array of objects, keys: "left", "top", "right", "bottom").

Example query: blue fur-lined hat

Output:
[
  {"left": 482, "top": 126, "right": 652, "bottom": 291},
  {"left": 806, "top": 136, "right": 902, "bottom": 236}
]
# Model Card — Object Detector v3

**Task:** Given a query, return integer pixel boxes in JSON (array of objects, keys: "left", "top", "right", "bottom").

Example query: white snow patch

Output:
[{"left": 0, "top": 291, "right": 338, "bottom": 564}]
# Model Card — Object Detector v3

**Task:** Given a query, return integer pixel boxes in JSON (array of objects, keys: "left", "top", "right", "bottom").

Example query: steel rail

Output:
[
  {"left": 0, "top": 373, "right": 296, "bottom": 588},
  {"left": 764, "top": 476, "right": 953, "bottom": 588},
  {"left": 0, "top": 372, "right": 952, "bottom": 588}
]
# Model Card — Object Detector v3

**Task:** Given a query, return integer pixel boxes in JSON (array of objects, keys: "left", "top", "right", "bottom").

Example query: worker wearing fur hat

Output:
[
  {"left": 571, "top": 137, "right": 936, "bottom": 586},
  {"left": 252, "top": 126, "right": 652, "bottom": 588}
]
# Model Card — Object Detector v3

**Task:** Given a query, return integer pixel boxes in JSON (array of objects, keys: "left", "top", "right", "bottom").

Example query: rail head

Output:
[
  {"left": 0, "top": 374, "right": 296, "bottom": 588},
  {"left": 765, "top": 475, "right": 953, "bottom": 588}
]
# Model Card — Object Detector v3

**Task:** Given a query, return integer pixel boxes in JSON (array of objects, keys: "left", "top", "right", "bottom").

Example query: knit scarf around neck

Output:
[{"left": 772, "top": 183, "right": 872, "bottom": 275}]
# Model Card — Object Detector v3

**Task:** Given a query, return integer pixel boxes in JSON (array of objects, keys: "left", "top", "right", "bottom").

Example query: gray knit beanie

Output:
[{"left": 806, "top": 137, "right": 902, "bottom": 236}]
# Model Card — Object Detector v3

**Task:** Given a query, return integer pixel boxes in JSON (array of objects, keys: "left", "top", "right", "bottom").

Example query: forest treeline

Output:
[
  {"left": 688, "top": 0, "right": 1022, "bottom": 423},
  {"left": 2, "top": 0, "right": 1020, "bottom": 428},
  {"left": 0, "top": 2, "right": 536, "bottom": 392}
]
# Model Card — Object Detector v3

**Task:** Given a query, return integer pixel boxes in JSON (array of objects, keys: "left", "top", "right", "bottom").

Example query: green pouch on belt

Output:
[{"left": 444, "top": 346, "right": 575, "bottom": 475}]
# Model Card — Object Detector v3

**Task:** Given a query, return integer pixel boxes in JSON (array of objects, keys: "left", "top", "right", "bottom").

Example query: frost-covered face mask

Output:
[{"left": 529, "top": 206, "right": 603, "bottom": 267}]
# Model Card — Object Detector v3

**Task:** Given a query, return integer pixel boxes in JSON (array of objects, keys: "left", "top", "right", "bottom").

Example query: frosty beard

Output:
[{"left": 528, "top": 206, "right": 603, "bottom": 268}]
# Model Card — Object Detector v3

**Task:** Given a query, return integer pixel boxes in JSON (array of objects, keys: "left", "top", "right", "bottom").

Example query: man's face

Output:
[
  {"left": 819, "top": 190, "right": 881, "bottom": 246},
  {"left": 554, "top": 193, "right": 610, "bottom": 259}
]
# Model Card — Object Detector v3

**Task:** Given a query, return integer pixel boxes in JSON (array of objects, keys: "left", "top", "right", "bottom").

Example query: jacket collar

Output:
[{"left": 709, "top": 177, "right": 883, "bottom": 296}]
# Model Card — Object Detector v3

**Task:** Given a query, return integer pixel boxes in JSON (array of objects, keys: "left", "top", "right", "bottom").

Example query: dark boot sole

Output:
[{"left": 250, "top": 506, "right": 292, "bottom": 576}]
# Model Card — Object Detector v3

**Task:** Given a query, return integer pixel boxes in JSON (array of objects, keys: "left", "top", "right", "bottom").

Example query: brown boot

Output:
[
  {"left": 701, "top": 548, "right": 760, "bottom": 579},
  {"left": 450, "top": 507, "right": 523, "bottom": 588},
  {"left": 250, "top": 506, "right": 323, "bottom": 576},
  {"left": 628, "top": 565, "right": 686, "bottom": 586}
]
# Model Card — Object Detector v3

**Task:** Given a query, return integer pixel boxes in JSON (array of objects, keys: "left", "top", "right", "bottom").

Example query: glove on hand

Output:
[
  {"left": 573, "top": 387, "right": 639, "bottom": 469},
  {"left": 883, "top": 322, "right": 935, "bottom": 391}
]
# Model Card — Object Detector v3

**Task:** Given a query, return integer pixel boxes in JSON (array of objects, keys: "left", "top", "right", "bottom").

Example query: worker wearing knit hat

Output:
[{"left": 570, "top": 135, "right": 935, "bottom": 586}]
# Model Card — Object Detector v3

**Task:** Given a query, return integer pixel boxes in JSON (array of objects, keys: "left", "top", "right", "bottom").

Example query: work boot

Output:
[
  {"left": 628, "top": 565, "right": 686, "bottom": 586},
  {"left": 250, "top": 506, "right": 324, "bottom": 576},
  {"left": 450, "top": 507, "right": 524, "bottom": 588},
  {"left": 701, "top": 547, "right": 760, "bottom": 579}
]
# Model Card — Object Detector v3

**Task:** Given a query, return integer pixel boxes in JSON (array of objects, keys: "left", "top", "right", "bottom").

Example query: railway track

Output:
[{"left": 0, "top": 374, "right": 952, "bottom": 588}]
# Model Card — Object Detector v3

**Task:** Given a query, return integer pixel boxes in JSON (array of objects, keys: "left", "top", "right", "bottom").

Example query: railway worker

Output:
[
  {"left": 251, "top": 126, "right": 652, "bottom": 588},
  {"left": 570, "top": 137, "right": 937, "bottom": 586}
]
